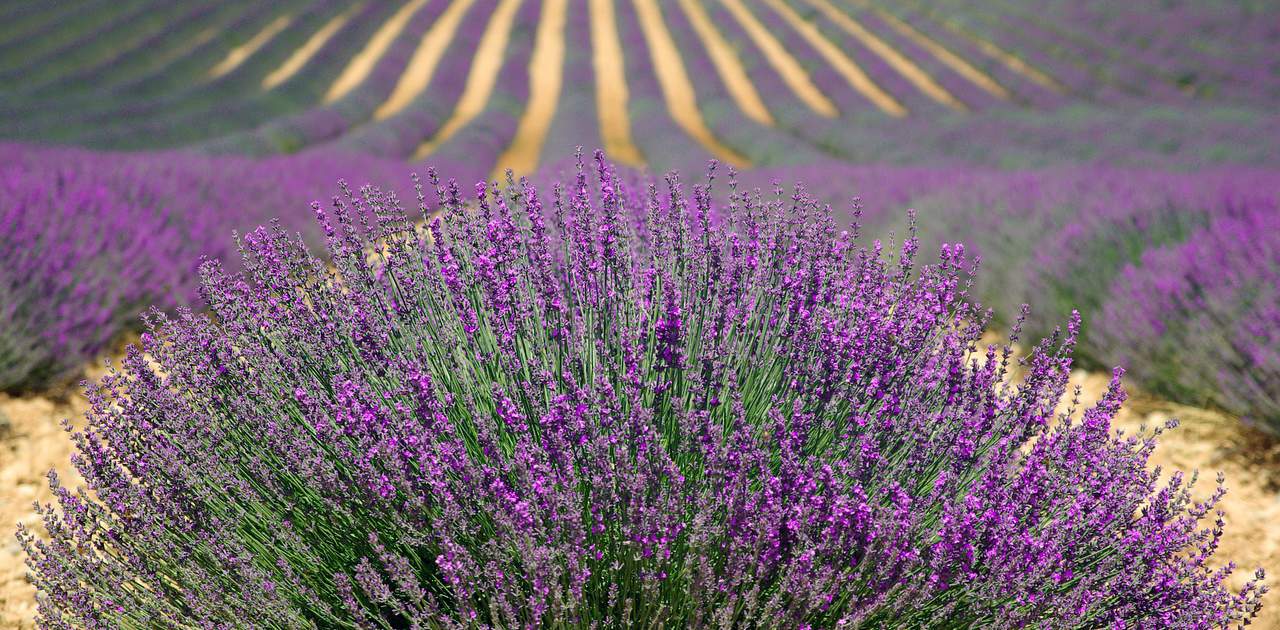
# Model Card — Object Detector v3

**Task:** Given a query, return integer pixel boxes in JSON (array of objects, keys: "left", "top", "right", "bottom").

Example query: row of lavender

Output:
[
  {"left": 0, "top": 143, "right": 424, "bottom": 392},
  {"left": 767, "top": 164, "right": 1280, "bottom": 431},
  {"left": 907, "top": 0, "right": 1280, "bottom": 106}
]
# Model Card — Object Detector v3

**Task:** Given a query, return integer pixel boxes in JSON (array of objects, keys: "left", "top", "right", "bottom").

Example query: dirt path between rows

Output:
[
  {"left": 0, "top": 392, "right": 85, "bottom": 629},
  {"left": 1, "top": 369, "right": 1277, "bottom": 627}
]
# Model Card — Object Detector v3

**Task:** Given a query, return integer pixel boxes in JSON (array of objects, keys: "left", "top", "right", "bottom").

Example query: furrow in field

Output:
[
  {"left": 264, "top": 3, "right": 364, "bottom": 90},
  {"left": 630, "top": 0, "right": 751, "bottom": 168},
  {"left": 418, "top": 0, "right": 538, "bottom": 184},
  {"left": 20, "top": 2, "right": 395, "bottom": 150},
  {"left": 0, "top": 1, "right": 84, "bottom": 47},
  {"left": 413, "top": 0, "right": 523, "bottom": 161},
  {"left": 208, "top": 14, "right": 294, "bottom": 79},
  {"left": 0, "top": 2, "right": 310, "bottom": 133},
  {"left": 850, "top": 1, "right": 1010, "bottom": 100},
  {"left": 905, "top": 2, "right": 1065, "bottom": 93},
  {"left": 325, "top": 0, "right": 432, "bottom": 103},
  {"left": 716, "top": 0, "right": 838, "bottom": 118},
  {"left": 5, "top": 1, "right": 209, "bottom": 91},
  {"left": 590, "top": 0, "right": 645, "bottom": 167},
  {"left": 611, "top": 0, "right": 711, "bottom": 172},
  {"left": 802, "top": 0, "right": 966, "bottom": 110},
  {"left": 494, "top": 0, "right": 569, "bottom": 177},
  {"left": 536, "top": 1, "right": 604, "bottom": 167},
  {"left": 661, "top": 0, "right": 829, "bottom": 166},
  {"left": 982, "top": 0, "right": 1183, "bottom": 100},
  {"left": 375, "top": 0, "right": 479, "bottom": 120},
  {"left": 866, "top": 1, "right": 1062, "bottom": 105},
  {"left": 0, "top": 0, "right": 151, "bottom": 75},
  {"left": 761, "top": 0, "right": 907, "bottom": 116},
  {"left": 33, "top": 1, "right": 258, "bottom": 98},
  {"left": 324, "top": 0, "right": 495, "bottom": 158},
  {"left": 676, "top": 0, "right": 774, "bottom": 126}
]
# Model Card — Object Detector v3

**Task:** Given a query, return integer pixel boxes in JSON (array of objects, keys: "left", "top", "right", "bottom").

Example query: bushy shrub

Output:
[
  {"left": 0, "top": 143, "right": 416, "bottom": 392},
  {"left": 0, "top": 158, "right": 191, "bottom": 392},
  {"left": 21, "top": 155, "right": 1265, "bottom": 627},
  {"left": 901, "top": 167, "right": 1280, "bottom": 426},
  {"left": 1093, "top": 205, "right": 1280, "bottom": 429}
]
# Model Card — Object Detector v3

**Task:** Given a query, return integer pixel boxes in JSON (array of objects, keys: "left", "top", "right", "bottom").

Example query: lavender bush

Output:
[
  {"left": 21, "top": 154, "right": 1265, "bottom": 627},
  {"left": 895, "top": 167, "right": 1280, "bottom": 428},
  {"left": 0, "top": 156, "right": 192, "bottom": 392},
  {"left": 0, "top": 142, "right": 416, "bottom": 392},
  {"left": 1093, "top": 206, "right": 1280, "bottom": 430}
]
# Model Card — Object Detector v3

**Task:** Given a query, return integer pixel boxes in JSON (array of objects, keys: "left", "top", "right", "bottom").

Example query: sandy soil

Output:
[
  {"left": 0, "top": 392, "right": 85, "bottom": 629},
  {"left": 1, "top": 368, "right": 1277, "bottom": 627}
]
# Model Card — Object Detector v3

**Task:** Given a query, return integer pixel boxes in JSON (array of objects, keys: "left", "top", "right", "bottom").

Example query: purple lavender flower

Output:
[
  {"left": 0, "top": 142, "right": 418, "bottom": 391},
  {"left": 20, "top": 154, "right": 1265, "bottom": 627}
]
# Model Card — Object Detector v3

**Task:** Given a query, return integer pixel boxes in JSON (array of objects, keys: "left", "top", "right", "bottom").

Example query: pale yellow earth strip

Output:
[
  {"left": 677, "top": 0, "right": 773, "bottom": 126},
  {"left": 920, "top": 5, "right": 1065, "bottom": 93},
  {"left": 191, "top": 26, "right": 220, "bottom": 52},
  {"left": 413, "top": 0, "right": 523, "bottom": 161},
  {"left": 803, "top": 0, "right": 965, "bottom": 110},
  {"left": 589, "top": 0, "right": 645, "bottom": 167},
  {"left": 855, "top": 3, "right": 1010, "bottom": 100},
  {"left": 717, "top": 0, "right": 837, "bottom": 118},
  {"left": 207, "top": 14, "right": 292, "bottom": 79},
  {"left": 631, "top": 0, "right": 751, "bottom": 167},
  {"left": 324, "top": 0, "right": 430, "bottom": 103},
  {"left": 492, "top": 0, "right": 569, "bottom": 178},
  {"left": 262, "top": 4, "right": 362, "bottom": 90},
  {"left": 375, "top": 0, "right": 478, "bottom": 120},
  {"left": 761, "top": 0, "right": 905, "bottom": 116}
]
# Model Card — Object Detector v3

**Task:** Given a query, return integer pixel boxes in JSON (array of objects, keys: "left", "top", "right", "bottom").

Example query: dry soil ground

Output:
[{"left": 1, "top": 366, "right": 1278, "bottom": 628}]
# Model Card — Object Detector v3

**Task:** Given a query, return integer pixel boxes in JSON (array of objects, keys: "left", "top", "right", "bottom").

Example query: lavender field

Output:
[{"left": 1, "top": 1, "right": 1278, "bottom": 627}]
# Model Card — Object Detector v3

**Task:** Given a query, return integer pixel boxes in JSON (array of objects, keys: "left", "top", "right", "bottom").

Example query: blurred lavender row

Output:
[{"left": 0, "top": 142, "right": 421, "bottom": 391}]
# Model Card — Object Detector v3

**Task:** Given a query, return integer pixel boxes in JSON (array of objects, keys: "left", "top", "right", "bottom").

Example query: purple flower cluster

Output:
[
  {"left": 0, "top": 153, "right": 188, "bottom": 391},
  {"left": 0, "top": 142, "right": 417, "bottom": 392},
  {"left": 895, "top": 166, "right": 1280, "bottom": 429},
  {"left": 21, "top": 154, "right": 1265, "bottom": 627},
  {"left": 1094, "top": 205, "right": 1280, "bottom": 429}
]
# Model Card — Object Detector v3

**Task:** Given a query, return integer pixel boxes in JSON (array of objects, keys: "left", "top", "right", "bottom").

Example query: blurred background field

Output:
[{"left": 0, "top": 0, "right": 1278, "bottom": 626}]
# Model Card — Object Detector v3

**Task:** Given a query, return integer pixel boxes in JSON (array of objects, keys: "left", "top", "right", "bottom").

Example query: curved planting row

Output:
[
  {"left": 0, "top": 143, "right": 419, "bottom": 392},
  {"left": 1095, "top": 207, "right": 1280, "bottom": 429},
  {"left": 891, "top": 167, "right": 1280, "bottom": 431}
]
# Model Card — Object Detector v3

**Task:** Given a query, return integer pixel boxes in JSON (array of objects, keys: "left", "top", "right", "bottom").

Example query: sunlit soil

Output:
[
  {"left": 859, "top": 3, "right": 1011, "bottom": 100},
  {"left": 804, "top": 0, "right": 966, "bottom": 110},
  {"left": 374, "top": 0, "right": 478, "bottom": 121},
  {"left": 590, "top": 0, "right": 646, "bottom": 167},
  {"left": 207, "top": 14, "right": 293, "bottom": 80},
  {"left": 413, "top": 0, "right": 524, "bottom": 161},
  {"left": 630, "top": 0, "right": 750, "bottom": 167},
  {"left": 493, "top": 0, "right": 568, "bottom": 177},
  {"left": 762, "top": 0, "right": 907, "bottom": 116},
  {"left": 718, "top": 0, "right": 840, "bottom": 118},
  {"left": 901, "top": 0, "right": 1065, "bottom": 93},
  {"left": 324, "top": 0, "right": 430, "bottom": 103},
  {"left": 675, "top": 0, "right": 775, "bottom": 126},
  {"left": 262, "top": 4, "right": 362, "bottom": 90}
]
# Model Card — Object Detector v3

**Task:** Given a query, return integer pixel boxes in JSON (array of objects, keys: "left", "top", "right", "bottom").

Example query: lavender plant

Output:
[
  {"left": 0, "top": 142, "right": 416, "bottom": 393},
  {"left": 0, "top": 159, "right": 191, "bottom": 392},
  {"left": 1093, "top": 206, "right": 1280, "bottom": 430},
  {"left": 21, "top": 154, "right": 1265, "bottom": 627}
]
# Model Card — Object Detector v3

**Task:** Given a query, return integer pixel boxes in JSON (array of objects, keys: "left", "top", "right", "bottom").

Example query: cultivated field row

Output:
[{"left": 2, "top": 0, "right": 1274, "bottom": 174}]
